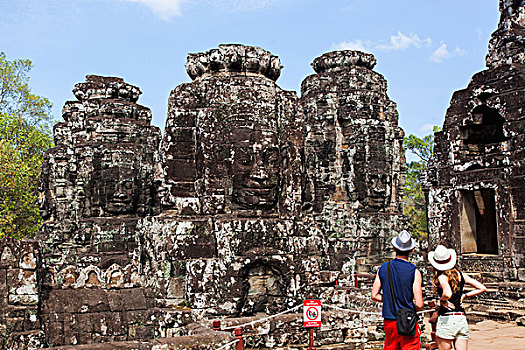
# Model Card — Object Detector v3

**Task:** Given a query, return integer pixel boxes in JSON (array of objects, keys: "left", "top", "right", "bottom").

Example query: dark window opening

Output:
[
  {"left": 460, "top": 105, "right": 507, "bottom": 145},
  {"left": 460, "top": 189, "right": 498, "bottom": 255},
  {"left": 464, "top": 164, "right": 484, "bottom": 172}
]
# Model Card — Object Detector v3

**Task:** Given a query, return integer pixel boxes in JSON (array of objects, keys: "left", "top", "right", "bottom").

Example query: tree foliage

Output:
[
  {"left": 0, "top": 52, "right": 53, "bottom": 239},
  {"left": 402, "top": 127, "right": 440, "bottom": 238}
]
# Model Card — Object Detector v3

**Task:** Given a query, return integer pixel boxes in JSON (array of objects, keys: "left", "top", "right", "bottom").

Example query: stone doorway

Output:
[{"left": 460, "top": 189, "right": 499, "bottom": 254}]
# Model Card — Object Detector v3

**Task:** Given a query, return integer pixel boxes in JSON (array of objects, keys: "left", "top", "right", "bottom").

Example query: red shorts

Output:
[{"left": 384, "top": 319, "right": 421, "bottom": 350}]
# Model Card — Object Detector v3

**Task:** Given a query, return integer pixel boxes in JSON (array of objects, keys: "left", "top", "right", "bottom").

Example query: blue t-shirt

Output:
[{"left": 378, "top": 258, "right": 417, "bottom": 320}]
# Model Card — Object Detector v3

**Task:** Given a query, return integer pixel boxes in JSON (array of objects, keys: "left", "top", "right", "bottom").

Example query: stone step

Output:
[
  {"left": 459, "top": 271, "right": 505, "bottom": 283},
  {"left": 465, "top": 287, "right": 525, "bottom": 300}
]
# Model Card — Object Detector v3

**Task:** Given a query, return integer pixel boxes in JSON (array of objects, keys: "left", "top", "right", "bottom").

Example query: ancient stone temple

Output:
[
  {"left": 426, "top": 0, "right": 525, "bottom": 284},
  {"left": 1, "top": 46, "right": 410, "bottom": 349}
]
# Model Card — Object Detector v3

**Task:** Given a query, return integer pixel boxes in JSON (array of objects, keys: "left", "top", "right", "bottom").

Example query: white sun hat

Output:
[
  {"left": 391, "top": 230, "right": 416, "bottom": 251},
  {"left": 428, "top": 245, "right": 457, "bottom": 271}
]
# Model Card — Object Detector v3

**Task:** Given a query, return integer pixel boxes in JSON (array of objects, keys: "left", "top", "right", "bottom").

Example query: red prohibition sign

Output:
[{"left": 306, "top": 307, "right": 318, "bottom": 320}]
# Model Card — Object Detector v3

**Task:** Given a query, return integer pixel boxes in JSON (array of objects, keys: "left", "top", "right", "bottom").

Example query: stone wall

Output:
[
  {"left": 0, "top": 239, "right": 43, "bottom": 349},
  {"left": 426, "top": 0, "right": 525, "bottom": 283}
]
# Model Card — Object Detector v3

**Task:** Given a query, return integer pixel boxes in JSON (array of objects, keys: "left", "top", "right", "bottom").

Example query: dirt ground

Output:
[
  {"left": 468, "top": 320, "right": 525, "bottom": 350},
  {"left": 422, "top": 319, "right": 525, "bottom": 349}
]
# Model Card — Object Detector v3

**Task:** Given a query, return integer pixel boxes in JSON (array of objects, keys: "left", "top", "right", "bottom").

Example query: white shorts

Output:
[{"left": 436, "top": 314, "right": 469, "bottom": 340}]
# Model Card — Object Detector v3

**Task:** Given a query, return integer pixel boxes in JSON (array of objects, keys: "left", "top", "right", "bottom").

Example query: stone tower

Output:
[
  {"left": 486, "top": 0, "right": 525, "bottom": 67},
  {"left": 141, "top": 44, "right": 316, "bottom": 316},
  {"left": 301, "top": 51, "right": 407, "bottom": 274},
  {"left": 37, "top": 76, "right": 162, "bottom": 345},
  {"left": 427, "top": 0, "right": 525, "bottom": 282},
  {"left": 158, "top": 44, "right": 302, "bottom": 218}
]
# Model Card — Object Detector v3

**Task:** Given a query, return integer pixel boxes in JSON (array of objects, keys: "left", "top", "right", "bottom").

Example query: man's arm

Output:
[
  {"left": 412, "top": 269, "right": 424, "bottom": 310},
  {"left": 371, "top": 272, "right": 383, "bottom": 302}
]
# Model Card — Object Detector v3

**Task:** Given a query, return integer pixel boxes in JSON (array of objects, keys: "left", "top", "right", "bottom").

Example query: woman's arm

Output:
[
  {"left": 371, "top": 273, "right": 383, "bottom": 302},
  {"left": 462, "top": 273, "right": 487, "bottom": 301},
  {"left": 438, "top": 274, "right": 453, "bottom": 299},
  {"left": 438, "top": 274, "right": 455, "bottom": 309},
  {"left": 412, "top": 269, "right": 424, "bottom": 310}
]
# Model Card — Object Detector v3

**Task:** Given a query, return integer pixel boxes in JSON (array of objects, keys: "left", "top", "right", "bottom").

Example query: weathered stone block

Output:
[{"left": 120, "top": 288, "right": 148, "bottom": 311}]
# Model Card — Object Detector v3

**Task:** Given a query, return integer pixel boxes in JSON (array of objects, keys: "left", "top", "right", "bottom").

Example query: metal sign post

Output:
[
  {"left": 303, "top": 300, "right": 321, "bottom": 350},
  {"left": 308, "top": 328, "right": 315, "bottom": 350}
]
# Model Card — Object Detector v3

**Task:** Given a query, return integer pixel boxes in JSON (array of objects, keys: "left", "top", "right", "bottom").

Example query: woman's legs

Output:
[
  {"left": 453, "top": 338, "right": 468, "bottom": 350},
  {"left": 436, "top": 337, "right": 453, "bottom": 350}
]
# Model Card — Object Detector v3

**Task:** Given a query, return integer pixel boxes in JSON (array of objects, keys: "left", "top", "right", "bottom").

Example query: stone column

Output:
[{"left": 145, "top": 44, "right": 313, "bottom": 316}]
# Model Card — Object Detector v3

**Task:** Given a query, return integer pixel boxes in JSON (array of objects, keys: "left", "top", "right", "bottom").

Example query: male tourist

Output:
[{"left": 371, "top": 230, "right": 424, "bottom": 350}]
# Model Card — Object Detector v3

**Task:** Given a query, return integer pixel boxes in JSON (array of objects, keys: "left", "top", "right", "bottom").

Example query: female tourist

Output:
[{"left": 428, "top": 245, "right": 487, "bottom": 350}]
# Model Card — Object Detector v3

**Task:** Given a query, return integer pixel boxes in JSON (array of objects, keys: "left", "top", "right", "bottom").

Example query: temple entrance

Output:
[{"left": 460, "top": 189, "right": 498, "bottom": 254}]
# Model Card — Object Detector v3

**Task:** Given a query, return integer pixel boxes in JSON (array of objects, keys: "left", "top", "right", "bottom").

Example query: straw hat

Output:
[
  {"left": 391, "top": 230, "right": 416, "bottom": 251},
  {"left": 428, "top": 245, "right": 457, "bottom": 271}
]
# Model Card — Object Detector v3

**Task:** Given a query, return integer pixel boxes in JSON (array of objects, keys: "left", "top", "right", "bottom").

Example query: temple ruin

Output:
[
  {"left": 426, "top": 0, "right": 525, "bottom": 323},
  {"left": 1, "top": 1, "right": 525, "bottom": 348},
  {"left": 302, "top": 51, "right": 407, "bottom": 274},
  {"left": 0, "top": 45, "right": 408, "bottom": 349}
]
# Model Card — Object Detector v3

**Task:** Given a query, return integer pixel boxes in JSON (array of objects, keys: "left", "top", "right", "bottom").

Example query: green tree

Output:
[
  {"left": 0, "top": 52, "right": 53, "bottom": 239},
  {"left": 402, "top": 127, "right": 440, "bottom": 238}
]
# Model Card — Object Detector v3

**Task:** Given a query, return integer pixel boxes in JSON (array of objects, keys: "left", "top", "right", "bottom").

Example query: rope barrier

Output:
[
  {"left": 213, "top": 302, "right": 436, "bottom": 350},
  {"left": 417, "top": 309, "right": 436, "bottom": 315},
  {"left": 324, "top": 303, "right": 383, "bottom": 316},
  {"left": 220, "top": 303, "right": 434, "bottom": 332},
  {"left": 222, "top": 304, "right": 302, "bottom": 331},
  {"left": 213, "top": 338, "right": 239, "bottom": 350},
  {"left": 325, "top": 303, "right": 435, "bottom": 316}
]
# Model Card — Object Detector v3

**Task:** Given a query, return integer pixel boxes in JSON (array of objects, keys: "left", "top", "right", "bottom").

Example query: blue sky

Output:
[{"left": 0, "top": 0, "right": 499, "bottom": 159}]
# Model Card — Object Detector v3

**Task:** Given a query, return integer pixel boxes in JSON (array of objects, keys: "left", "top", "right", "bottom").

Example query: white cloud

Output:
[
  {"left": 476, "top": 28, "right": 483, "bottom": 41},
  {"left": 121, "top": 0, "right": 184, "bottom": 20},
  {"left": 224, "top": 0, "right": 279, "bottom": 11},
  {"left": 430, "top": 43, "right": 466, "bottom": 63},
  {"left": 332, "top": 40, "right": 372, "bottom": 52},
  {"left": 332, "top": 32, "right": 467, "bottom": 65},
  {"left": 419, "top": 123, "right": 436, "bottom": 133},
  {"left": 375, "top": 32, "right": 432, "bottom": 51},
  {"left": 120, "top": 0, "right": 278, "bottom": 20}
]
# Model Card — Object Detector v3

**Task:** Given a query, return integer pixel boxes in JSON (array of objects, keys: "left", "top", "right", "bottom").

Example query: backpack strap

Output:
[{"left": 387, "top": 261, "right": 400, "bottom": 310}]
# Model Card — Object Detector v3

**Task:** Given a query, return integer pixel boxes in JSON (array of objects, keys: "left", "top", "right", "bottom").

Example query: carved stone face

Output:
[
  {"left": 368, "top": 172, "right": 391, "bottom": 209},
  {"left": 229, "top": 127, "right": 280, "bottom": 209},
  {"left": 240, "top": 262, "right": 285, "bottom": 315},
  {"left": 99, "top": 167, "right": 139, "bottom": 214}
]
